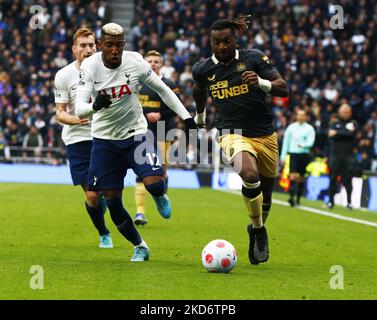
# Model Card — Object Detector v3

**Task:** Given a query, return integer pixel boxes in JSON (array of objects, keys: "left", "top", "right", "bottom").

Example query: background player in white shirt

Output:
[
  {"left": 75, "top": 23, "right": 197, "bottom": 262},
  {"left": 54, "top": 27, "right": 113, "bottom": 249}
]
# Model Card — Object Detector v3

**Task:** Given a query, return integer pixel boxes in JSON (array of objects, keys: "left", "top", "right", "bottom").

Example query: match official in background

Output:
[
  {"left": 327, "top": 104, "right": 358, "bottom": 209},
  {"left": 280, "top": 109, "right": 315, "bottom": 206}
]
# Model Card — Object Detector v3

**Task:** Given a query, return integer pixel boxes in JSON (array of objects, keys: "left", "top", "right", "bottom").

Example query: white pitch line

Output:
[{"left": 218, "top": 189, "right": 377, "bottom": 228}]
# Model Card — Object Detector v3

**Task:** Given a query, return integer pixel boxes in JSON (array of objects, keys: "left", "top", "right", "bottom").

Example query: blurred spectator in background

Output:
[
  {"left": 0, "top": 131, "right": 11, "bottom": 162},
  {"left": 327, "top": 104, "right": 358, "bottom": 209},
  {"left": 22, "top": 125, "right": 43, "bottom": 160},
  {"left": 0, "top": 0, "right": 111, "bottom": 163},
  {"left": 0, "top": 0, "right": 376, "bottom": 170}
]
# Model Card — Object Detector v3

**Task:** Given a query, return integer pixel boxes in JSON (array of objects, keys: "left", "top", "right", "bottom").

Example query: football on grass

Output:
[{"left": 201, "top": 239, "right": 237, "bottom": 273}]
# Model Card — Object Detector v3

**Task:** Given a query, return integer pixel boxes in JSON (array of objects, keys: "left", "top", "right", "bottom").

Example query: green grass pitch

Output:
[{"left": 1, "top": 182, "right": 377, "bottom": 300}]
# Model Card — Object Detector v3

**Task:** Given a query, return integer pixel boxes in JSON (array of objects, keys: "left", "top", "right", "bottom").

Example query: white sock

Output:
[{"left": 135, "top": 239, "right": 148, "bottom": 249}]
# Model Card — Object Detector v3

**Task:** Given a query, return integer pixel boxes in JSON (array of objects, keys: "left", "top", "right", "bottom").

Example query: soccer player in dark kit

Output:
[
  {"left": 134, "top": 50, "right": 179, "bottom": 226},
  {"left": 192, "top": 16, "right": 289, "bottom": 265}
]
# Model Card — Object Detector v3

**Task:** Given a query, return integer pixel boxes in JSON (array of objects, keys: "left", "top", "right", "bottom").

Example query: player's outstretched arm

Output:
[{"left": 143, "top": 72, "right": 196, "bottom": 127}]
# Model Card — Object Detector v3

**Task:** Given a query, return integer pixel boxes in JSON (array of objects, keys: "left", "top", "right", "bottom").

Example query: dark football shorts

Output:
[
  {"left": 66, "top": 140, "right": 93, "bottom": 186},
  {"left": 88, "top": 134, "right": 164, "bottom": 191},
  {"left": 289, "top": 153, "right": 310, "bottom": 175}
]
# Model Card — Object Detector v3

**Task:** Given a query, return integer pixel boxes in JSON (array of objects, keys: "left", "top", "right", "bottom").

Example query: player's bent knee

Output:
[
  {"left": 242, "top": 180, "right": 261, "bottom": 199},
  {"left": 143, "top": 175, "right": 164, "bottom": 185},
  {"left": 240, "top": 170, "right": 259, "bottom": 184},
  {"left": 144, "top": 179, "right": 166, "bottom": 197},
  {"left": 85, "top": 191, "right": 101, "bottom": 207},
  {"left": 103, "top": 190, "right": 122, "bottom": 200}
]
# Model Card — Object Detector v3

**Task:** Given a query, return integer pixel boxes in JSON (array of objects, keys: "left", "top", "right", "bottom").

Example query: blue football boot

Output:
[
  {"left": 130, "top": 246, "right": 150, "bottom": 262},
  {"left": 152, "top": 194, "right": 171, "bottom": 219}
]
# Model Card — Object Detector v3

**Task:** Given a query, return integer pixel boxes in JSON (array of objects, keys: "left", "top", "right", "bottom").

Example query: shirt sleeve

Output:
[
  {"left": 142, "top": 71, "right": 191, "bottom": 121},
  {"left": 54, "top": 71, "right": 69, "bottom": 104},
  {"left": 75, "top": 61, "right": 95, "bottom": 117},
  {"left": 192, "top": 62, "right": 206, "bottom": 88},
  {"left": 135, "top": 52, "right": 154, "bottom": 83},
  {"left": 252, "top": 49, "right": 277, "bottom": 80}
]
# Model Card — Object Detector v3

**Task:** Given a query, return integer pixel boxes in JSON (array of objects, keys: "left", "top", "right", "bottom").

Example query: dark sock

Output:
[
  {"left": 297, "top": 181, "right": 305, "bottom": 202},
  {"left": 99, "top": 195, "right": 107, "bottom": 215},
  {"left": 145, "top": 179, "right": 166, "bottom": 197},
  {"left": 106, "top": 198, "right": 142, "bottom": 246},
  {"left": 289, "top": 181, "right": 296, "bottom": 200},
  {"left": 85, "top": 202, "right": 110, "bottom": 236},
  {"left": 165, "top": 176, "right": 169, "bottom": 193},
  {"left": 262, "top": 201, "right": 271, "bottom": 224}
]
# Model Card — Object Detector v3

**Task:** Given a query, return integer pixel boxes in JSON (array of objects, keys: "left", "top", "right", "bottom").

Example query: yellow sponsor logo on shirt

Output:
[
  {"left": 139, "top": 95, "right": 161, "bottom": 108},
  {"left": 209, "top": 80, "right": 249, "bottom": 100}
]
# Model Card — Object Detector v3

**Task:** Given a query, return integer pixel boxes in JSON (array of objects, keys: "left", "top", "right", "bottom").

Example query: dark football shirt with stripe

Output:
[
  {"left": 192, "top": 49, "right": 277, "bottom": 138},
  {"left": 139, "top": 77, "right": 178, "bottom": 141}
]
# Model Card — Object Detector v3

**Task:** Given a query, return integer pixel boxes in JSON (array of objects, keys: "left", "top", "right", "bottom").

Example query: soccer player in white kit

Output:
[
  {"left": 54, "top": 27, "right": 113, "bottom": 249},
  {"left": 75, "top": 23, "right": 197, "bottom": 261}
]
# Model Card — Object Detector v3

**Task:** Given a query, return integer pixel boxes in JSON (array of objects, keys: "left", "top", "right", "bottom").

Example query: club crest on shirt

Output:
[
  {"left": 207, "top": 74, "right": 216, "bottom": 81},
  {"left": 125, "top": 72, "right": 131, "bottom": 84},
  {"left": 236, "top": 63, "right": 247, "bottom": 72}
]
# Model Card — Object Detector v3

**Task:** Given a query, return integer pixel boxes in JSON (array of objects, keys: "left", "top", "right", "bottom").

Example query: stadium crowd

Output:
[{"left": 0, "top": 0, "right": 376, "bottom": 171}]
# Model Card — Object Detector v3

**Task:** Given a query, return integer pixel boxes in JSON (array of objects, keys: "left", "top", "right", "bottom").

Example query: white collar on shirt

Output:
[{"left": 211, "top": 49, "right": 239, "bottom": 65}]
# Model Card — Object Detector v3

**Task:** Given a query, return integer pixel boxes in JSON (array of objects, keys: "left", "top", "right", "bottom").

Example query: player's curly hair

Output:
[{"left": 209, "top": 15, "right": 252, "bottom": 35}]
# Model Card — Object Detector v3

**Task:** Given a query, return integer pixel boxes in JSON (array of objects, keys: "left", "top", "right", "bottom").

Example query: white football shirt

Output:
[
  {"left": 54, "top": 61, "right": 92, "bottom": 145},
  {"left": 76, "top": 51, "right": 150, "bottom": 140}
]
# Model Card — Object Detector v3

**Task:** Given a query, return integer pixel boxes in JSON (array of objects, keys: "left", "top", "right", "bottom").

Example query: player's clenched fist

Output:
[
  {"left": 241, "top": 70, "right": 259, "bottom": 85},
  {"left": 93, "top": 93, "right": 112, "bottom": 111},
  {"left": 241, "top": 71, "right": 272, "bottom": 93}
]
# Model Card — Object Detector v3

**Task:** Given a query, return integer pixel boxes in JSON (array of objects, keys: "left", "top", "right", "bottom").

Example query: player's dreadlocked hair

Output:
[{"left": 209, "top": 15, "right": 252, "bottom": 35}]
